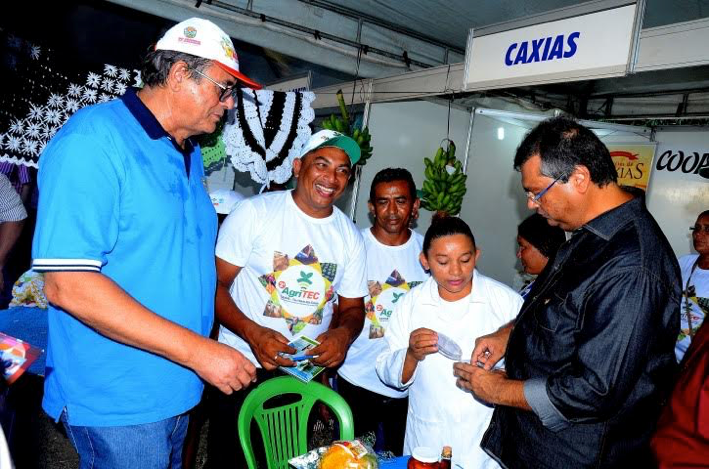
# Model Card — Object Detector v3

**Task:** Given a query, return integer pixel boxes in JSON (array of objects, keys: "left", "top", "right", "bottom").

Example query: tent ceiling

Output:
[
  {"left": 322, "top": 0, "right": 709, "bottom": 50},
  {"left": 107, "top": 0, "right": 709, "bottom": 77},
  {"left": 101, "top": 0, "right": 709, "bottom": 119}
]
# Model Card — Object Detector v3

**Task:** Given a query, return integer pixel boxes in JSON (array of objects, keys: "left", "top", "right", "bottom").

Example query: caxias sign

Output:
[
  {"left": 463, "top": 3, "right": 639, "bottom": 91},
  {"left": 505, "top": 32, "right": 580, "bottom": 66}
]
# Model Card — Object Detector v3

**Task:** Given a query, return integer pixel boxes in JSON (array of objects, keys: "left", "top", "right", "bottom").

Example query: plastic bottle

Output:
[
  {"left": 439, "top": 446, "right": 452, "bottom": 469},
  {"left": 407, "top": 446, "right": 440, "bottom": 469}
]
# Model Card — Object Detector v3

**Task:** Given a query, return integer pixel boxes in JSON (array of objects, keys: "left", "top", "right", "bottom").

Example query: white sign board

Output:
[{"left": 464, "top": 3, "right": 640, "bottom": 91}]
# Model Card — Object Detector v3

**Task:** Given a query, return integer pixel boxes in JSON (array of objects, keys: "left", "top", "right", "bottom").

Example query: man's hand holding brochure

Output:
[{"left": 278, "top": 336, "right": 325, "bottom": 383}]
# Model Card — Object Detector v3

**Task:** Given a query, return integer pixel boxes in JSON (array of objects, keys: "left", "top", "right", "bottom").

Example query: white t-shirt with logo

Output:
[
  {"left": 676, "top": 253, "right": 709, "bottom": 361},
  {"left": 338, "top": 228, "right": 428, "bottom": 398},
  {"left": 215, "top": 190, "right": 368, "bottom": 366}
]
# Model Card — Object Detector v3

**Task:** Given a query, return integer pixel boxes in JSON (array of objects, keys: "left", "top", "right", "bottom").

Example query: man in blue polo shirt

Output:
[{"left": 32, "top": 18, "right": 260, "bottom": 468}]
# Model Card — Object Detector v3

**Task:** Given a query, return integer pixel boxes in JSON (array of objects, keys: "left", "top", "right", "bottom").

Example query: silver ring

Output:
[{"left": 274, "top": 354, "right": 279, "bottom": 361}]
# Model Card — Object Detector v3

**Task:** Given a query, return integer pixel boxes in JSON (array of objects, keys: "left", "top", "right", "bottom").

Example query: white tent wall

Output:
[
  {"left": 457, "top": 114, "right": 531, "bottom": 287},
  {"left": 348, "top": 99, "right": 709, "bottom": 288},
  {"left": 349, "top": 100, "right": 533, "bottom": 287},
  {"left": 646, "top": 128, "right": 709, "bottom": 256},
  {"left": 204, "top": 157, "right": 265, "bottom": 198},
  {"left": 350, "top": 99, "right": 471, "bottom": 230},
  {"left": 104, "top": 0, "right": 461, "bottom": 78}
]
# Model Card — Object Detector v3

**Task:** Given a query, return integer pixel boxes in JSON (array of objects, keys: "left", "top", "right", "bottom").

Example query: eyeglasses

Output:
[
  {"left": 191, "top": 68, "right": 236, "bottom": 102},
  {"left": 690, "top": 225, "right": 709, "bottom": 234},
  {"left": 526, "top": 177, "right": 561, "bottom": 205}
]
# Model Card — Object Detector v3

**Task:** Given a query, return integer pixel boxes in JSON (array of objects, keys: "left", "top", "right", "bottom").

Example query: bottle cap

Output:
[
  {"left": 412, "top": 446, "right": 439, "bottom": 463},
  {"left": 441, "top": 446, "right": 452, "bottom": 458}
]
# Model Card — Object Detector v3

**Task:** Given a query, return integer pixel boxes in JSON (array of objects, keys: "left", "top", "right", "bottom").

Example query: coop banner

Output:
[{"left": 606, "top": 143, "right": 657, "bottom": 191}]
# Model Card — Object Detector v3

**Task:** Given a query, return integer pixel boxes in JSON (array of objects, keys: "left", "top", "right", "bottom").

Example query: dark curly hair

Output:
[{"left": 369, "top": 167, "right": 417, "bottom": 202}]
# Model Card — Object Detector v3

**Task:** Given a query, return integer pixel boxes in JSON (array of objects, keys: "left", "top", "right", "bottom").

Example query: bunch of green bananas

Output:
[
  {"left": 321, "top": 113, "right": 348, "bottom": 133},
  {"left": 351, "top": 127, "right": 372, "bottom": 163},
  {"left": 319, "top": 90, "right": 373, "bottom": 166},
  {"left": 421, "top": 141, "right": 467, "bottom": 216}
]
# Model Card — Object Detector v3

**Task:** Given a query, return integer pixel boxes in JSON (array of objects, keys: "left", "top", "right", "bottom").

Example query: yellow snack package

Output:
[{"left": 320, "top": 440, "right": 379, "bottom": 469}]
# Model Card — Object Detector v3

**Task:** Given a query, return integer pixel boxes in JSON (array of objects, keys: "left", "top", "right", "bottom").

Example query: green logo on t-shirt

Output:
[
  {"left": 297, "top": 270, "right": 314, "bottom": 286},
  {"left": 366, "top": 270, "right": 422, "bottom": 339}
]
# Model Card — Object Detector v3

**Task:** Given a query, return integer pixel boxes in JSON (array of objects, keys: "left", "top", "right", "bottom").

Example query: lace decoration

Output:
[{"left": 223, "top": 89, "right": 315, "bottom": 187}]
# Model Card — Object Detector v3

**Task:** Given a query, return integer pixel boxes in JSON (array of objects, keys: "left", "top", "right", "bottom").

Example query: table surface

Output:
[
  {"left": 0, "top": 306, "right": 47, "bottom": 376},
  {"left": 380, "top": 455, "right": 408, "bottom": 468}
]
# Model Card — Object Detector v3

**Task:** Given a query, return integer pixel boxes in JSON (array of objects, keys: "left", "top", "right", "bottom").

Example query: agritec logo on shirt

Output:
[
  {"left": 366, "top": 270, "right": 422, "bottom": 339},
  {"left": 259, "top": 244, "right": 337, "bottom": 334}
]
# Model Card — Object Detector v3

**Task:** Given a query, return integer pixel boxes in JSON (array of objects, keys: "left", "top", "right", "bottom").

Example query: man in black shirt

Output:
[{"left": 454, "top": 116, "right": 681, "bottom": 468}]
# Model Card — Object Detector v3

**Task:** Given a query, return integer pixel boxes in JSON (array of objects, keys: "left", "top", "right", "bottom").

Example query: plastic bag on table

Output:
[{"left": 289, "top": 439, "right": 379, "bottom": 469}]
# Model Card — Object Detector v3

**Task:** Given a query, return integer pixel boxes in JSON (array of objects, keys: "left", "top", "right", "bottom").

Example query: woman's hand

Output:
[
  {"left": 407, "top": 328, "right": 439, "bottom": 362},
  {"left": 401, "top": 328, "right": 439, "bottom": 383}
]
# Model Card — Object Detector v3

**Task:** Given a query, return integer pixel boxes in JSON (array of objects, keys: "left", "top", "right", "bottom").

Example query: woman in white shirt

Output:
[{"left": 376, "top": 217, "right": 523, "bottom": 468}]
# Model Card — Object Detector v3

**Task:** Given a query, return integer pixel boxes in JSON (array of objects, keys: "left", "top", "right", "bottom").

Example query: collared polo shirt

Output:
[{"left": 32, "top": 88, "right": 217, "bottom": 426}]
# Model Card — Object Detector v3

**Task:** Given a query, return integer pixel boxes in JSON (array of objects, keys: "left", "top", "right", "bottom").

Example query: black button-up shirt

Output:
[{"left": 482, "top": 192, "right": 681, "bottom": 468}]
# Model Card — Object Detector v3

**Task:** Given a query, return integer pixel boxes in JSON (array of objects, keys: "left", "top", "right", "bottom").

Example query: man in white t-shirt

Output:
[
  {"left": 206, "top": 130, "right": 368, "bottom": 467},
  {"left": 676, "top": 209, "right": 709, "bottom": 361},
  {"left": 337, "top": 168, "right": 428, "bottom": 454}
]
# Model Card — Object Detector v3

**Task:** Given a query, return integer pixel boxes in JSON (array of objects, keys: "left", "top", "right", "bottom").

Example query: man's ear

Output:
[
  {"left": 167, "top": 61, "right": 189, "bottom": 92},
  {"left": 412, "top": 198, "right": 421, "bottom": 220},
  {"left": 571, "top": 165, "right": 592, "bottom": 194},
  {"left": 368, "top": 201, "right": 375, "bottom": 217},
  {"left": 292, "top": 158, "right": 302, "bottom": 178}
]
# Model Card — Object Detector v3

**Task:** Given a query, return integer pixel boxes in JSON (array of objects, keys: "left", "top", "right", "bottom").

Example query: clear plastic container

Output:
[
  {"left": 436, "top": 332, "right": 462, "bottom": 361},
  {"left": 407, "top": 446, "right": 440, "bottom": 469}
]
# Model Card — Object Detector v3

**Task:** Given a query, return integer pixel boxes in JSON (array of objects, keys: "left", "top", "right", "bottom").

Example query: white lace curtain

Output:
[{"left": 223, "top": 88, "right": 315, "bottom": 188}]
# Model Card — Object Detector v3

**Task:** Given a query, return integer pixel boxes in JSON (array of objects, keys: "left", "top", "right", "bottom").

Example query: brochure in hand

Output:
[{"left": 278, "top": 336, "right": 325, "bottom": 383}]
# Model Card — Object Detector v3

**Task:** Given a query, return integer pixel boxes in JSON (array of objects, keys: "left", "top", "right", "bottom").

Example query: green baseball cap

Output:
[{"left": 298, "top": 130, "right": 361, "bottom": 166}]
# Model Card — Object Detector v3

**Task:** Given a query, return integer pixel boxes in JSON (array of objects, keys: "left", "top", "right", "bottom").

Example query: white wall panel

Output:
[
  {"left": 645, "top": 129, "right": 709, "bottom": 256},
  {"left": 349, "top": 101, "right": 709, "bottom": 287},
  {"left": 352, "top": 103, "right": 526, "bottom": 287},
  {"left": 459, "top": 115, "right": 530, "bottom": 287},
  {"left": 351, "top": 100, "right": 470, "bottom": 234}
]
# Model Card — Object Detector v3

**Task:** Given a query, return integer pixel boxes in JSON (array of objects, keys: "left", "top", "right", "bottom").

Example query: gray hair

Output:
[{"left": 140, "top": 49, "right": 212, "bottom": 87}]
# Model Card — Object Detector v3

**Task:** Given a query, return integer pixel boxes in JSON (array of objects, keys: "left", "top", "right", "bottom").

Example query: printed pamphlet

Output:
[{"left": 278, "top": 336, "right": 325, "bottom": 383}]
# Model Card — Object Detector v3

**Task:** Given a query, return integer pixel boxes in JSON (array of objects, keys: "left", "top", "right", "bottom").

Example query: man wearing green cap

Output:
[{"left": 207, "top": 130, "right": 367, "bottom": 466}]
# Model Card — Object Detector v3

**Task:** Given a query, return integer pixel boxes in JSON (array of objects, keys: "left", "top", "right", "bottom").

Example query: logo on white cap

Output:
[{"left": 155, "top": 17, "right": 260, "bottom": 89}]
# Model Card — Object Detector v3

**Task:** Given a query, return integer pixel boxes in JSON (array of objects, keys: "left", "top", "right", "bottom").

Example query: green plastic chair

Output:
[{"left": 237, "top": 375, "right": 355, "bottom": 469}]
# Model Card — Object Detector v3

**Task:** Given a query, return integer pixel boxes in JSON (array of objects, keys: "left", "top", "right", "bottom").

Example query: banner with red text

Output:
[{"left": 607, "top": 143, "right": 657, "bottom": 191}]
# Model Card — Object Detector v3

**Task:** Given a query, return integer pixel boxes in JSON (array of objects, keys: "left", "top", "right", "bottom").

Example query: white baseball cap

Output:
[
  {"left": 298, "top": 130, "right": 361, "bottom": 166},
  {"left": 155, "top": 17, "right": 261, "bottom": 89},
  {"left": 210, "top": 189, "right": 245, "bottom": 215}
]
